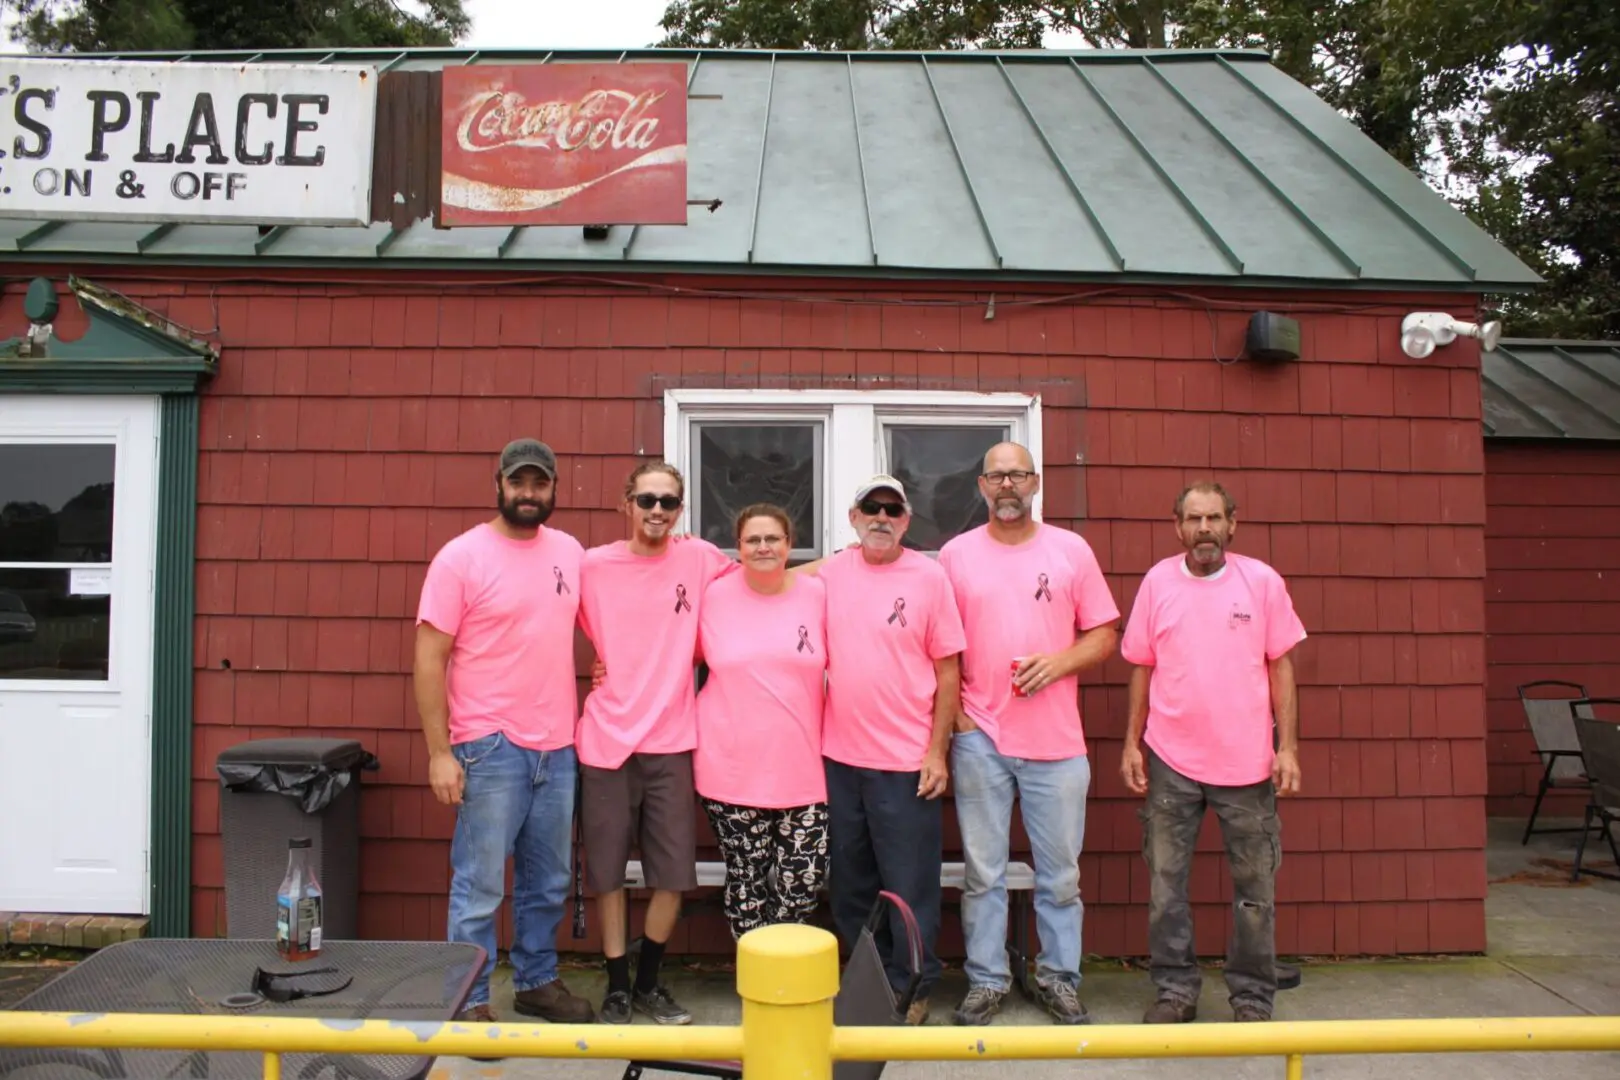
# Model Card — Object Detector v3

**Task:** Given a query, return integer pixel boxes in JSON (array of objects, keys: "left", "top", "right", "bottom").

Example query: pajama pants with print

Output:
[{"left": 702, "top": 799, "right": 830, "bottom": 940}]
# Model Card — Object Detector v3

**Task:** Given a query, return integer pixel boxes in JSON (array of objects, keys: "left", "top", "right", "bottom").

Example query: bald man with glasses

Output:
[{"left": 938, "top": 443, "right": 1120, "bottom": 1027}]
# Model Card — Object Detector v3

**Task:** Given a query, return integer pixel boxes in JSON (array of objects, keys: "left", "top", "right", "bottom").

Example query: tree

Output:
[
  {"left": 1416, "top": 0, "right": 1620, "bottom": 337},
  {"left": 3, "top": 0, "right": 471, "bottom": 53}
]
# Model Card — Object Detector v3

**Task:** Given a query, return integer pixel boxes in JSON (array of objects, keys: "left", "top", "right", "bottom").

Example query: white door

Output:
[{"left": 0, "top": 396, "right": 158, "bottom": 914}]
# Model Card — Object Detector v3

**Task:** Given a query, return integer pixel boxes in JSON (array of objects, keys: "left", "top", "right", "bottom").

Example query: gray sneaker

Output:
[
  {"left": 633, "top": 984, "right": 693, "bottom": 1025},
  {"left": 951, "top": 985, "right": 1005, "bottom": 1025},
  {"left": 1033, "top": 979, "right": 1091, "bottom": 1025}
]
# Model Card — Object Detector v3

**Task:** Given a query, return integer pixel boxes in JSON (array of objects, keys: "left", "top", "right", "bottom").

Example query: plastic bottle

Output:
[{"left": 275, "top": 837, "right": 324, "bottom": 962}]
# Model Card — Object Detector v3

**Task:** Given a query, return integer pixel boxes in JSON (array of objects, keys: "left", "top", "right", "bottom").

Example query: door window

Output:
[{"left": 0, "top": 444, "right": 115, "bottom": 680}]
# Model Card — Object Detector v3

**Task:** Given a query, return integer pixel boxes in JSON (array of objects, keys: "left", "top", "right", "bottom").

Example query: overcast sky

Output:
[{"left": 0, "top": 0, "right": 1086, "bottom": 53}]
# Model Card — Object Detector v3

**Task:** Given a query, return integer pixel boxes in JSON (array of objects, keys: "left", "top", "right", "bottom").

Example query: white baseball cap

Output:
[{"left": 852, "top": 474, "right": 909, "bottom": 508}]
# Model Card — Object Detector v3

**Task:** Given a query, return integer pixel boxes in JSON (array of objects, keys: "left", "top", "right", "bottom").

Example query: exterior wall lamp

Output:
[{"left": 1400, "top": 312, "right": 1502, "bottom": 359}]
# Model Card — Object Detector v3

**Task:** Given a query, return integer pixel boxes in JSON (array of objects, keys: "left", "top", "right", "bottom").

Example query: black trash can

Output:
[{"left": 216, "top": 738, "right": 377, "bottom": 941}]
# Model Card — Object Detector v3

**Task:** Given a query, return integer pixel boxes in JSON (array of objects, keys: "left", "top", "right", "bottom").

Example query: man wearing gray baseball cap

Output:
[
  {"left": 803, "top": 475, "right": 966, "bottom": 1025},
  {"left": 414, "top": 437, "right": 596, "bottom": 1031}
]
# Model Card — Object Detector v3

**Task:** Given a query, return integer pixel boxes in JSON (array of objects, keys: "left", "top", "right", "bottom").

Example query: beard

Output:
[
  {"left": 992, "top": 494, "right": 1030, "bottom": 522},
  {"left": 498, "top": 490, "right": 555, "bottom": 528}
]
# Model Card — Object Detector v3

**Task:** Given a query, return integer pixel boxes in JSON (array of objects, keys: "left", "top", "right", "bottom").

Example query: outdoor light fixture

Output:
[{"left": 1399, "top": 312, "right": 1502, "bottom": 359}]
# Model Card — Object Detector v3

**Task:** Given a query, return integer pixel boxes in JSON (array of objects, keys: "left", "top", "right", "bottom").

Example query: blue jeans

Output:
[
  {"left": 447, "top": 731, "right": 576, "bottom": 1007},
  {"left": 825, "top": 759, "right": 944, "bottom": 997},
  {"left": 951, "top": 728, "right": 1091, "bottom": 991}
]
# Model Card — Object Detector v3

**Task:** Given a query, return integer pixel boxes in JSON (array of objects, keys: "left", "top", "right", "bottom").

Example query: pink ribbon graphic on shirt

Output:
[
  {"left": 797, "top": 626, "right": 814, "bottom": 654},
  {"left": 675, "top": 584, "right": 691, "bottom": 613},
  {"left": 1034, "top": 573, "right": 1052, "bottom": 602},
  {"left": 554, "top": 567, "right": 570, "bottom": 595},
  {"left": 888, "top": 598, "right": 907, "bottom": 627}
]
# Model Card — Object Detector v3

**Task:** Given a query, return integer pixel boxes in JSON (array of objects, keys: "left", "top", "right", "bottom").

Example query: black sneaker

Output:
[
  {"left": 951, "top": 985, "right": 1005, "bottom": 1025},
  {"left": 633, "top": 984, "right": 694, "bottom": 1025},
  {"left": 600, "top": 989, "right": 632, "bottom": 1025},
  {"left": 1033, "top": 979, "right": 1091, "bottom": 1025}
]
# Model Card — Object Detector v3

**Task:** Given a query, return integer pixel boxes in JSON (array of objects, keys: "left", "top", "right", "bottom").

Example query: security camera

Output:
[{"left": 1400, "top": 312, "right": 1502, "bottom": 359}]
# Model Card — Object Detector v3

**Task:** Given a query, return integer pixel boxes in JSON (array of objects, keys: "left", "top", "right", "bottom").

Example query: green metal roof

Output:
[
  {"left": 0, "top": 47, "right": 1538, "bottom": 289},
  {"left": 1483, "top": 339, "right": 1620, "bottom": 440}
]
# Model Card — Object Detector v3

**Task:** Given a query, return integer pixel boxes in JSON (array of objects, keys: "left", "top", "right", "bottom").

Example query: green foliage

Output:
[{"left": 3, "top": 0, "right": 471, "bottom": 53}]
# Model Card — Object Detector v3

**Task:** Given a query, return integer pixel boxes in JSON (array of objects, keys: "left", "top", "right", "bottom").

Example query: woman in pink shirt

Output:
[{"left": 693, "top": 503, "right": 829, "bottom": 939}]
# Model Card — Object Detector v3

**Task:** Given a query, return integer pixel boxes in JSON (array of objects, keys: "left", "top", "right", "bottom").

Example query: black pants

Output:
[
  {"left": 825, "top": 758, "right": 943, "bottom": 997},
  {"left": 702, "top": 799, "right": 828, "bottom": 940}
]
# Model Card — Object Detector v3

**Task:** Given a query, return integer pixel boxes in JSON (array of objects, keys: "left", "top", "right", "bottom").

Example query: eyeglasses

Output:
[
  {"left": 632, "top": 494, "right": 682, "bottom": 511},
  {"left": 982, "top": 470, "right": 1036, "bottom": 487},
  {"left": 858, "top": 500, "right": 907, "bottom": 518},
  {"left": 741, "top": 535, "right": 786, "bottom": 548}
]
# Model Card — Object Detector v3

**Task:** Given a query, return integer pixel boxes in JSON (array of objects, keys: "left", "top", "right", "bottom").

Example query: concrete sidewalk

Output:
[{"left": 431, "top": 819, "right": 1620, "bottom": 1080}]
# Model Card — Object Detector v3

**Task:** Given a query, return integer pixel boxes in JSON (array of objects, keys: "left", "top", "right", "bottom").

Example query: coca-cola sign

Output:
[{"left": 440, "top": 63, "right": 687, "bottom": 227}]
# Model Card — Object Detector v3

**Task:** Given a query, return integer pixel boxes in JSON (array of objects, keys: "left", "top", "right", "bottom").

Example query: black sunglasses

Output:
[
  {"left": 633, "top": 493, "right": 683, "bottom": 511},
  {"left": 859, "top": 499, "right": 907, "bottom": 518}
]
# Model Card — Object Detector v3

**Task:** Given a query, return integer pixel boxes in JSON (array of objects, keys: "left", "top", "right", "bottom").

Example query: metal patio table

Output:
[{"left": 0, "top": 939, "right": 484, "bottom": 1080}]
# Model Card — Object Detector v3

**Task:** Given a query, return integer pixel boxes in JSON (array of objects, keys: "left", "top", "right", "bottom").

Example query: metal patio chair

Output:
[
  {"left": 1517, "top": 680, "right": 1592, "bottom": 843},
  {"left": 1570, "top": 698, "right": 1620, "bottom": 883},
  {"left": 621, "top": 889, "right": 924, "bottom": 1080}
]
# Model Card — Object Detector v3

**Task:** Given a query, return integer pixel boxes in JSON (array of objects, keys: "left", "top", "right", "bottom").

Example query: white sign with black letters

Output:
[{"left": 0, "top": 59, "right": 377, "bottom": 226}]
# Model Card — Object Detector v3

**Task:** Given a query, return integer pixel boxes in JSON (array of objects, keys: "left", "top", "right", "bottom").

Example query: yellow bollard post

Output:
[{"left": 737, "top": 923, "right": 840, "bottom": 1080}]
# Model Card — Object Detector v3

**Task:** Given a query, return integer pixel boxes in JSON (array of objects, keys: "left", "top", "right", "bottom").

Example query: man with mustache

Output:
[
  {"left": 812, "top": 475, "right": 965, "bottom": 1026},
  {"left": 575, "top": 462, "right": 733, "bottom": 1026},
  {"left": 937, "top": 442, "right": 1120, "bottom": 1027},
  {"left": 414, "top": 438, "right": 596, "bottom": 1031},
  {"left": 1119, "top": 482, "right": 1305, "bottom": 1024}
]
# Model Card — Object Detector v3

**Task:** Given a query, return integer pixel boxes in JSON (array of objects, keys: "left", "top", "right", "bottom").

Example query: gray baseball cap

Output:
[
  {"left": 499, "top": 438, "right": 557, "bottom": 480},
  {"left": 853, "top": 474, "right": 909, "bottom": 508}
]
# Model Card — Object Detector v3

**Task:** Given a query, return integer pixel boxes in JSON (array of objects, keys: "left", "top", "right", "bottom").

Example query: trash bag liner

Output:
[{"left": 216, "top": 737, "right": 378, "bottom": 814}]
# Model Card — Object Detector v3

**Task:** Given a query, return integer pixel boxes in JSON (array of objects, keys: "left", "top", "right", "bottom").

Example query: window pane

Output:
[
  {"left": 0, "top": 568, "right": 110, "bottom": 681},
  {"left": 885, "top": 424, "right": 1010, "bottom": 551},
  {"left": 695, "top": 423, "right": 820, "bottom": 553},
  {"left": 0, "top": 444, "right": 116, "bottom": 562}
]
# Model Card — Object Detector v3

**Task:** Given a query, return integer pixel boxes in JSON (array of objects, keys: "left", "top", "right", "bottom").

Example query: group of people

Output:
[{"left": 413, "top": 435, "right": 1306, "bottom": 1035}]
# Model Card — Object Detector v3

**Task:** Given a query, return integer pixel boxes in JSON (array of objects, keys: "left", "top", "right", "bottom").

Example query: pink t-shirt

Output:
[
  {"left": 415, "top": 523, "right": 584, "bottom": 752},
  {"left": 693, "top": 572, "right": 828, "bottom": 808},
  {"left": 820, "top": 548, "right": 967, "bottom": 771},
  {"left": 577, "top": 538, "right": 735, "bottom": 769},
  {"left": 1121, "top": 553, "right": 1308, "bottom": 786},
  {"left": 938, "top": 523, "right": 1120, "bottom": 761}
]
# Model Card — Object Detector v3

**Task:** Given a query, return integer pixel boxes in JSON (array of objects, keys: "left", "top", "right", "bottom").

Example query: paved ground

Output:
[
  {"left": 0, "top": 966, "right": 57, "bottom": 1010},
  {"left": 5, "top": 817, "right": 1619, "bottom": 1080},
  {"left": 419, "top": 817, "right": 1620, "bottom": 1080}
]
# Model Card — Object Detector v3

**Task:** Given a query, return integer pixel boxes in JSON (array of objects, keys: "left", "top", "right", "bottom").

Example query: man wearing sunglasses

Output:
[
  {"left": 812, "top": 476, "right": 966, "bottom": 1026},
  {"left": 938, "top": 442, "right": 1120, "bottom": 1027},
  {"left": 575, "top": 462, "right": 734, "bottom": 1026}
]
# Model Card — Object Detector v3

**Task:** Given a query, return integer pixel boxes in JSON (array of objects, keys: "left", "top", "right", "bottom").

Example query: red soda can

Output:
[{"left": 1011, "top": 657, "right": 1030, "bottom": 698}]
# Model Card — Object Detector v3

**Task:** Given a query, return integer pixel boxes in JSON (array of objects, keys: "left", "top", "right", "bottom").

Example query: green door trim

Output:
[{"left": 1, "top": 276, "right": 217, "bottom": 938}]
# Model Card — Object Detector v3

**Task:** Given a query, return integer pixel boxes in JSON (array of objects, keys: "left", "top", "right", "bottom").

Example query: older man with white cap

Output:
[{"left": 806, "top": 475, "right": 966, "bottom": 1025}]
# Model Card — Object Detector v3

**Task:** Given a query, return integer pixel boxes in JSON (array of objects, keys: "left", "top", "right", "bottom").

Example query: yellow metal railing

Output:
[{"left": 3, "top": 925, "right": 1619, "bottom": 1080}]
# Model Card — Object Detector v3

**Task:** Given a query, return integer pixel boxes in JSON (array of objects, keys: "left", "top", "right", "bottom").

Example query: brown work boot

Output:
[
  {"left": 513, "top": 978, "right": 597, "bottom": 1023},
  {"left": 905, "top": 996, "right": 930, "bottom": 1025},
  {"left": 1232, "top": 1002, "right": 1272, "bottom": 1023},
  {"left": 451, "top": 1003, "right": 504, "bottom": 1061},
  {"left": 1143, "top": 997, "right": 1198, "bottom": 1024}
]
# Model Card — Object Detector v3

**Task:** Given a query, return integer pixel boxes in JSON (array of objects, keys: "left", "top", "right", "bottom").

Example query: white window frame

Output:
[{"left": 664, "top": 389, "right": 1042, "bottom": 556}]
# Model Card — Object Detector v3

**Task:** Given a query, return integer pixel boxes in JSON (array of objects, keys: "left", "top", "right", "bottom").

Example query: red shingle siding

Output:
[
  {"left": 1484, "top": 442, "right": 1620, "bottom": 815},
  {"left": 2, "top": 271, "right": 1490, "bottom": 956}
]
